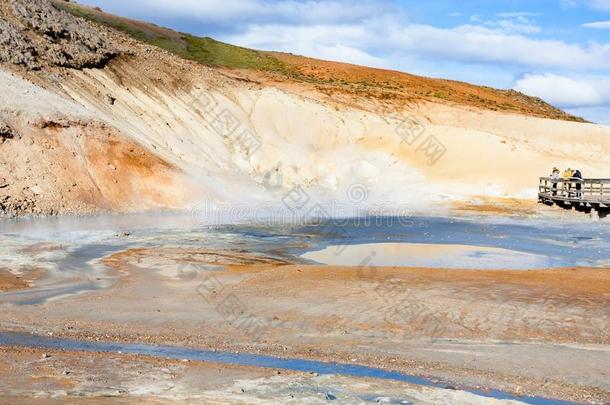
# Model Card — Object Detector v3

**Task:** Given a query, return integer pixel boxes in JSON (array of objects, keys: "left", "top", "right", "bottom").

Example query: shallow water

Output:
[
  {"left": 1, "top": 213, "right": 609, "bottom": 305},
  {"left": 301, "top": 242, "right": 554, "bottom": 269},
  {"left": 3, "top": 243, "right": 126, "bottom": 305},
  {"left": 0, "top": 332, "right": 580, "bottom": 405},
  {"left": 291, "top": 216, "right": 610, "bottom": 268}
]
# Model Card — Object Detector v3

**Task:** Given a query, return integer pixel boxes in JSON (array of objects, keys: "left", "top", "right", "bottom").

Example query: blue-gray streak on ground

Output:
[{"left": 0, "top": 331, "right": 582, "bottom": 405}]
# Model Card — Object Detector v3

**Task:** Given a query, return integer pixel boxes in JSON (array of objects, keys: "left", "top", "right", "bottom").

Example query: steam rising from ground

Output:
[{"left": 4, "top": 52, "right": 610, "bottom": 218}]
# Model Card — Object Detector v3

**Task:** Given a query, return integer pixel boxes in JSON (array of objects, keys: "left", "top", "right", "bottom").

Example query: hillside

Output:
[
  {"left": 54, "top": 0, "right": 584, "bottom": 123},
  {"left": 0, "top": 0, "right": 609, "bottom": 218}
]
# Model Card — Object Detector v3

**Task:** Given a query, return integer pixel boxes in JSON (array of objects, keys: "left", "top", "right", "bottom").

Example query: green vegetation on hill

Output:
[{"left": 55, "top": 1, "right": 290, "bottom": 73}]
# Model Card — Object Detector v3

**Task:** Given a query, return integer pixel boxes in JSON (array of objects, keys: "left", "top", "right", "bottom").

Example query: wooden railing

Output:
[{"left": 539, "top": 177, "right": 610, "bottom": 205}]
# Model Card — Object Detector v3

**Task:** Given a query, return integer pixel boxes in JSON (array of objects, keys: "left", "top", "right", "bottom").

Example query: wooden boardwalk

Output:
[{"left": 538, "top": 177, "right": 610, "bottom": 216}]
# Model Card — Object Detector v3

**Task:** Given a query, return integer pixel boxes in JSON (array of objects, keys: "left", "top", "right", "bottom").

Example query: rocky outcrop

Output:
[
  {"left": 0, "top": 194, "right": 39, "bottom": 217},
  {"left": 0, "top": 0, "right": 119, "bottom": 70},
  {"left": 0, "top": 121, "right": 16, "bottom": 141},
  {"left": 0, "top": 18, "right": 39, "bottom": 69}
]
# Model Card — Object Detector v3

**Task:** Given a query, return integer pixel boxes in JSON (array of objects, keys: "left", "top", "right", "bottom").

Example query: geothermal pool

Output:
[
  {"left": 301, "top": 242, "right": 554, "bottom": 269},
  {"left": 1, "top": 213, "right": 609, "bottom": 306}
]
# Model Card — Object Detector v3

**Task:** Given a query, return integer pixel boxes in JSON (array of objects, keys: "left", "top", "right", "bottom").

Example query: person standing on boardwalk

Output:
[
  {"left": 563, "top": 168, "right": 574, "bottom": 197},
  {"left": 573, "top": 169, "right": 583, "bottom": 198},
  {"left": 550, "top": 167, "right": 560, "bottom": 196}
]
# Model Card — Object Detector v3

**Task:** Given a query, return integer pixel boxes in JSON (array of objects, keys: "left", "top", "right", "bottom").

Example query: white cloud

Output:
[
  {"left": 226, "top": 19, "right": 610, "bottom": 70},
  {"left": 226, "top": 22, "right": 383, "bottom": 61},
  {"left": 82, "top": 0, "right": 394, "bottom": 25},
  {"left": 566, "top": 106, "right": 610, "bottom": 124},
  {"left": 562, "top": 0, "right": 610, "bottom": 10},
  {"left": 82, "top": 1, "right": 610, "bottom": 72},
  {"left": 514, "top": 73, "right": 610, "bottom": 108},
  {"left": 582, "top": 21, "right": 610, "bottom": 28},
  {"left": 589, "top": 0, "right": 610, "bottom": 10},
  {"left": 496, "top": 12, "right": 542, "bottom": 18},
  {"left": 306, "top": 44, "right": 386, "bottom": 67},
  {"left": 482, "top": 16, "right": 541, "bottom": 34}
]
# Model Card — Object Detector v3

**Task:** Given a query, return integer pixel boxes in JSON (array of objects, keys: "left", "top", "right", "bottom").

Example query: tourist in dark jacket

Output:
[{"left": 573, "top": 169, "right": 583, "bottom": 198}]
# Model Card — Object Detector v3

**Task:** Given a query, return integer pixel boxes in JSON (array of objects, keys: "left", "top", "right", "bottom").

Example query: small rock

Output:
[
  {"left": 325, "top": 392, "right": 336, "bottom": 400},
  {"left": 41, "top": 353, "right": 51, "bottom": 359},
  {"left": 0, "top": 122, "right": 15, "bottom": 140},
  {"left": 62, "top": 370, "right": 71, "bottom": 375}
]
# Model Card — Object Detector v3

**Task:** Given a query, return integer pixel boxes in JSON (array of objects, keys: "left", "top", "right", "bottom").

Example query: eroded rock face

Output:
[
  {"left": 0, "top": 17, "right": 39, "bottom": 69},
  {"left": 0, "top": 0, "right": 118, "bottom": 70}
]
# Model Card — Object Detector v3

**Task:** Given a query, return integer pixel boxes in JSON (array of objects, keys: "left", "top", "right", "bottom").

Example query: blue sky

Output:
[{"left": 79, "top": 0, "right": 610, "bottom": 124}]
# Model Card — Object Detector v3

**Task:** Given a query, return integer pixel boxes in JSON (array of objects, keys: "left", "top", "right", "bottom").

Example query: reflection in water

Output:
[{"left": 301, "top": 242, "right": 553, "bottom": 269}]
